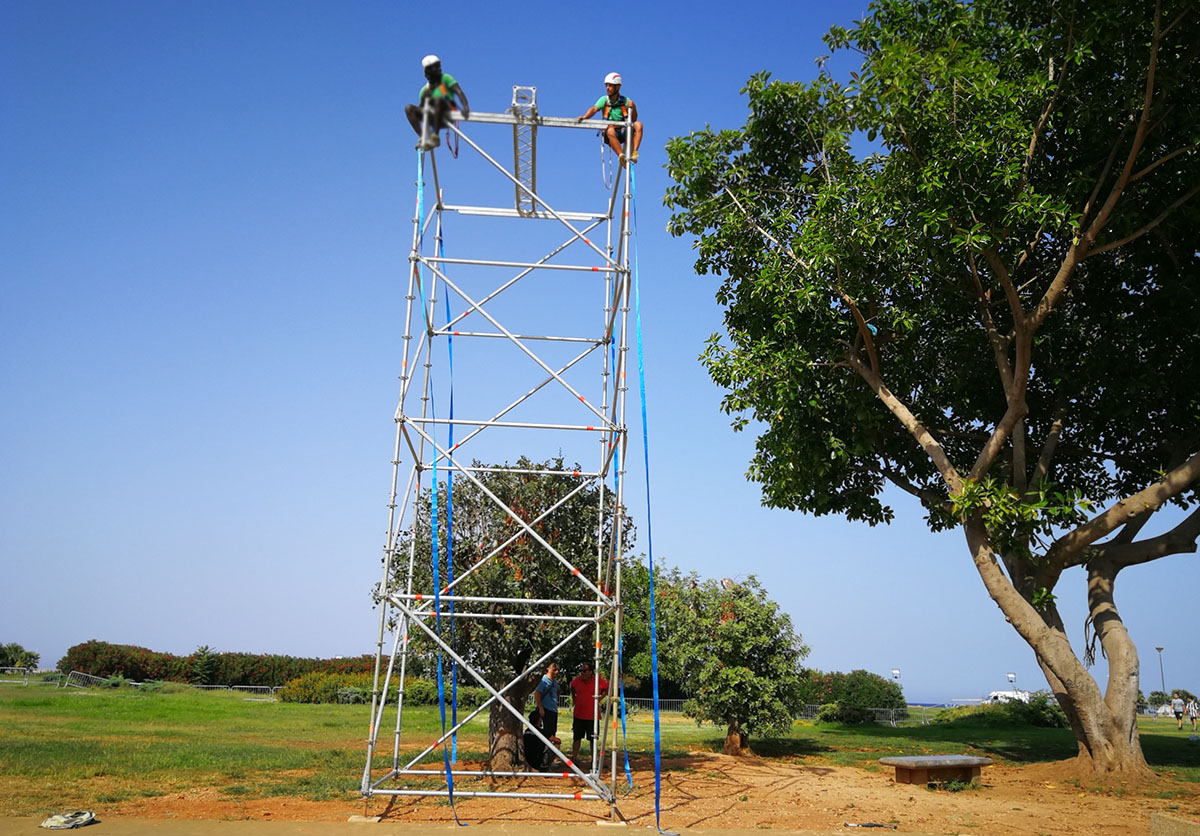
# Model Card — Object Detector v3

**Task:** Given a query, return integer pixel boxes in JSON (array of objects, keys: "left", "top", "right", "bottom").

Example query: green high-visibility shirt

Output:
[
  {"left": 420, "top": 73, "right": 459, "bottom": 103},
  {"left": 594, "top": 94, "right": 632, "bottom": 121}
]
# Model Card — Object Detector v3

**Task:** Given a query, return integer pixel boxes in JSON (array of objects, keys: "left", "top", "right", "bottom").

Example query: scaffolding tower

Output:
[{"left": 362, "top": 87, "right": 636, "bottom": 817}]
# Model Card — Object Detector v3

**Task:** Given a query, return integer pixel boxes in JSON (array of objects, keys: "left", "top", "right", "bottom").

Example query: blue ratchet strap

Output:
[
  {"left": 418, "top": 149, "right": 464, "bottom": 826},
  {"left": 442, "top": 232, "right": 458, "bottom": 764},
  {"left": 630, "top": 166, "right": 675, "bottom": 835}
]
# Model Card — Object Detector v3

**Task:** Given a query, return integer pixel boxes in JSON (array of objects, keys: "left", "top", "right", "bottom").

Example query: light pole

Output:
[
  {"left": 1006, "top": 672, "right": 1016, "bottom": 691},
  {"left": 1154, "top": 646, "right": 1166, "bottom": 720},
  {"left": 892, "top": 668, "right": 901, "bottom": 681}
]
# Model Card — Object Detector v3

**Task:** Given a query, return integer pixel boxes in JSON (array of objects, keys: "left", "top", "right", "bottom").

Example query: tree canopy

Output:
[
  {"left": 665, "top": 0, "right": 1198, "bottom": 777},
  {"left": 657, "top": 573, "right": 810, "bottom": 754},
  {"left": 386, "top": 456, "right": 632, "bottom": 769}
]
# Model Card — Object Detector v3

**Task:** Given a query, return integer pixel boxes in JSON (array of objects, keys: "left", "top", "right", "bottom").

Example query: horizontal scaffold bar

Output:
[
  {"left": 367, "top": 788, "right": 605, "bottom": 801},
  {"left": 451, "top": 111, "right": 624, "bottom": 130},
  {"left": 394, "top": 594, "right": 611, "bottom": 607},
  {"left": 434, "top": 330, "right": 599, "bottom": 344},
  {"left": 420, "top": 255, "right": 616, "bottom": 273},
  {"left": 441, "top": 204, "right": 609, "bottom": 222},
  {"left": 392, "top": 768, "right": 593, "bottom": 780},
  {"left": 405, "top": 417, "right": 615, "bottom": 432}
]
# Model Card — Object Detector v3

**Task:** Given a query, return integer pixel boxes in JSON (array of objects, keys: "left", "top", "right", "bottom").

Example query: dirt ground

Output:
[{"left": 99, "top": 754, "right": 1199, "bottom": 835}]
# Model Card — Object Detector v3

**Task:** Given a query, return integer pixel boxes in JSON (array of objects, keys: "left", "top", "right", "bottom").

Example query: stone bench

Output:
[{"left": 878, "top": 754, "right": 993, "bottom": 785}]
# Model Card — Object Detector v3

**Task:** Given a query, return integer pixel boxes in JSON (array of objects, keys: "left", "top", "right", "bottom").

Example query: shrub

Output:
[
  {"left": 403, "top": 678, "right": 437, "bottom": 705},
  {"left": 277, "top": 672, "right": 488, "bottom": 707},
  {"left": 1005, "top": 692, "right": 1068, "bottom": 728},
  {"left": 57, "top": 640, "right": 375, "bottom": 686},
  {"left": 816, "top": 701, "right": 871, "bottom": 723},
  {"left": 933, "top": 694, "right": 1067, "bottom": 728},
  {"left": 802, "top": 668, "right": 905, "bottom": 723},
  {"left": 278, "top": 672, "right": 355, "bottom": 704},
  {"left": 337, "top": 687, "right": 367, "bottom": 705}
]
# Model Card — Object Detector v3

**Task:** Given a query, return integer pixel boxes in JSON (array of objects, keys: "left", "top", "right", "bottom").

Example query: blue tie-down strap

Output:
[{"left": 630, "top": 166, "right": 676, "bottom": 835}]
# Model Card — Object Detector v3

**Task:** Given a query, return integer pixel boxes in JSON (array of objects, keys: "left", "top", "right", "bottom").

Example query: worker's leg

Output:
[
  {"left": 632, "top": 121, "right": 643, "bottom": 154},
  {"left": 405, "top": 104, "right": 423, "bottom": 136},
  {"left": 604, "top": 125, "right": 624, "bottom": 157}
]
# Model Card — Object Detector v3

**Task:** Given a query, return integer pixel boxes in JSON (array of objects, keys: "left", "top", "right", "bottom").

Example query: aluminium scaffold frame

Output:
[{"left": 362, "top": 88, "right": 637, "bottom": 817}]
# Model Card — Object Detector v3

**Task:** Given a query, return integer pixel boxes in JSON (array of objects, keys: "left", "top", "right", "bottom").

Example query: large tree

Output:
[
  {"left": 665, "top": 0, "right": 1198, "bottom": 778},
  {"left": 388, "top": 457, "right": 632, "bottom": 772}
]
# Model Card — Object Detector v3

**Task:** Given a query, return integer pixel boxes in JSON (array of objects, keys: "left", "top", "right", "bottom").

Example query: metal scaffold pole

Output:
[{"left": 362, "top": 87, "right": 636, "bottom": 820}]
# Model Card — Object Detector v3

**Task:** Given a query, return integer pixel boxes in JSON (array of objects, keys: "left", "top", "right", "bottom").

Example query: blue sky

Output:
[{"left": 2, "top": 0, "right": 1194, "bottom": 705}]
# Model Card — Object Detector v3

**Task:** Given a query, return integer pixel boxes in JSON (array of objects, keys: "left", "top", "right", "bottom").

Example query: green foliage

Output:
[
  {"left": 933, "top": 693, "right": 1067, "bottom": 728},
  {"left": 657, "top": 573, "right": 810, "bottom": 742},
  {"left": 665, "top": 0, "right": 1199, "bottom": 767},
  {"left": 801, "top": 669, "right": 905, "bottom": 723},
  {"left": 335, "top": 686, "right": 367, "bottom": 705},
  {"left": 387, "top": 457, "right": 634, "bottom": 694},
  {"left": 57, "top": 640, "right": 374, "bottom": 686},
  {"left": 0, "top": 643, "right": 39, "bottom": 670},
  {"left": 189, "top": 645, "right": 218, "bottom": 686},
  {"left": 277, "top": 672, "right": 488, "bottom": 707},
  {"left": 665, "top": 0, "right": 1199, "bottom": 532},
  {"left": 1010, "top": 692, "right": 1069, "bottom": 728}
]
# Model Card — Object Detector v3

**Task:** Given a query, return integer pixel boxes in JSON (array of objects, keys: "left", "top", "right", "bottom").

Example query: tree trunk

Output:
[
  {"left": 724, "top": 722, "right": 747, "bottom": 756},
  {"left": 963, "top": 519, "right": 1153, "bottom": 780},
  {"left": 487, "top": 682, "right": 534, "bottom": 773}
]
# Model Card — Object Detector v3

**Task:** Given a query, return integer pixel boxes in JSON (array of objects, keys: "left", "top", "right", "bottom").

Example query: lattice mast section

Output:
[{"left": 362, "top": 87, "right": 637, "bottom": 814}]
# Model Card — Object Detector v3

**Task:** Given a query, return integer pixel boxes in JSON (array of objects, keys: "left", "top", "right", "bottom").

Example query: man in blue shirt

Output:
[{"left": 533, "top": 661, "right": 561, "bottom": 749}]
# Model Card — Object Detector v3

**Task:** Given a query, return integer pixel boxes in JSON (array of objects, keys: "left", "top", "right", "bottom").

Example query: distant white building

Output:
[{"left": 988, "top": 688, "right": 1033, "bottom": 704}]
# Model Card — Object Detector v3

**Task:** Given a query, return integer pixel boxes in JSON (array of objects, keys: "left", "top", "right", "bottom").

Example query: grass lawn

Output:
[{"left": 1, "top": 686, "right": 1197, "bottom": 815}]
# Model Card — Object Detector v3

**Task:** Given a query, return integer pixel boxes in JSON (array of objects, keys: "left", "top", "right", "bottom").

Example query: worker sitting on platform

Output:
[
  {"left": 405, "top": 54, "right": 470, "bottom": 151},
  {"left": 577, "top": 72, "right": 643, "bottom": 163}
]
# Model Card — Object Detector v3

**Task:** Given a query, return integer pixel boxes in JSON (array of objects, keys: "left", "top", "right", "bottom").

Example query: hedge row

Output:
[
  {"left": 278, "top": 671, "right": 490, "bottom": 706},
  {"left": 797, "top": 668, "right": 906, "bottom": 722},
  {"left": 57, "top": 640, "right": 374, "bottom": 687}
]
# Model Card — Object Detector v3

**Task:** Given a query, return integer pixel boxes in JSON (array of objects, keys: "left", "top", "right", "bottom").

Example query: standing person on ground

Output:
[
  {"left": 1187, "top": 696, "right": 1198, "bottom": 732},
  {"left": 569, "top": 661, "right": 610, "bottom": 763},
  {"left": 1171, "top": 692, "right": 1185, "bottom": 729},
  {"left": 577, "top": 72, "right": 643, "bottom": 164},
  {"left": 533, "top": 661, "right": 561, "bottom": 759},
  {"left": 405, "top": 54, "right": 470, "bottom": 151}
]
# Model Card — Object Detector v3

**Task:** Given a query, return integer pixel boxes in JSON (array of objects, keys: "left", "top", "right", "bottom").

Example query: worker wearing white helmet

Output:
[
  {"left": 577, "top": 72, "right": 643, "bottom": 163},
  {"left": 405, "top": 54, "right": 470, "bottom": 151}
]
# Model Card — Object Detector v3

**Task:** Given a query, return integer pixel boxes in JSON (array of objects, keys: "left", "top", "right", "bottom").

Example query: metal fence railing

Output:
[
  {"left": 194, "top": 684, "right": 280, "bottom": 695},
  {"left": 0, "top": 667, "right": 31, "bottom": 685},
  {"left": 623, "top": 697, "right": 685, "bottom": 712},
  {"left": 64, "top": 671, "right": 110, "bottom": 689},
  {"left": 796, "top": 704, "right": 913, "bottom": 724}
]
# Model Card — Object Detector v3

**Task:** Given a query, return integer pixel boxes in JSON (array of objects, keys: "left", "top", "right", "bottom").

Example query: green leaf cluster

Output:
[
  {"left": 665, "top": 0, "right": 1199, "bottom": 537},
  {"left": 655, "top": 574, "right": 811, "bottom": 741}
]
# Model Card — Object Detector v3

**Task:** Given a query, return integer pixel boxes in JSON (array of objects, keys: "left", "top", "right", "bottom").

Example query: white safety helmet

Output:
[
  {"left": 604, "top": 72, "right": 622, "bottom": 86},
  {"left": 422, "top": 54, "right": 441, "bottom": 68}
]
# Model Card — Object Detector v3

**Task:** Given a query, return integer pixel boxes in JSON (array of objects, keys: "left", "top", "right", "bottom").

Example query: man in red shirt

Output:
[{"left": 569, "top": 662, "right": 610, "bottom": 763}]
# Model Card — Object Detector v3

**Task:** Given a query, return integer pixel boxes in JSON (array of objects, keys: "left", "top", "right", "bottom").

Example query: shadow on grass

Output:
[{"left": 1139, "top": 732, "right": 1200, "bottom": 775}]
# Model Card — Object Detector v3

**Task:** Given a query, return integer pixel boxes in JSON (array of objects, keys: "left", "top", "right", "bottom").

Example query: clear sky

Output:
[{"left": 2, "top": 0, "right": 1194, "bottom": 705}]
